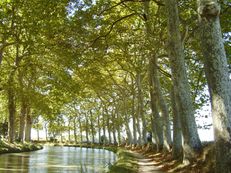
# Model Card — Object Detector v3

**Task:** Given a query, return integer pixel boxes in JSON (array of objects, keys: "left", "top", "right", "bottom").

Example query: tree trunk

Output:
[
  {"left": 90, "top": 111, "right": 95, "bottom": 143},
  {"left": 60, "top": 133, "right": 63, "bottom": 143},
  {"left": 164, "top": 0, "right": 202, "bottom": 160},
  {"left": 37, "top": 128, "right": 39, "bottom": 141},
  {"left": 136, "top": 117, "right": 142, "bottom": 145},
  {"left": 171, "top": 86, "right": 183, "bottom": 160},
  {"left": 151, "top": 56, "right": 172, "bottom": 151},
  {"left": 123, "top": 95, "right": 135, "bottom": 145},
  {"left": 97, "top": 113, "right": 101, "bottom": 144},
  {"left": 197, "top": 1, "right": 231, "bottom": 172},
  {"left": 125, "top": 119, "right": 133, "bottom": 145},
  {"left": 18, "top": 68, "right": 27, "bottom": 143},
  {"left": 115, "top": 108, "right": 121, "bottom": 145},
  {"left": 112, "top": 127, "right": 117, "bottom": 145},
  {"left": 149, "top": 58, "right": 164, "bottom": 151},
  {"left": 7, "top": 33, "right": 23, "bottom": 143},
  {"left": 117, "top": 124, "right": 121, "bottom": 145},
  {"left": 73, "top": 117, "right": 78, "bottom": 144},
  {"left": 137, "top": 73, "right": 147, "bottom": 145},
  {"left": 102, "top": 109, "right": 106, "bottom": 145},
  {"left": 132, "top": 81, "right": 138, "bottom": 145},
  {"left": 107, "top": 115, "right": 111, "bottom": 145},
  {"left": 78, "top": 117, "right": 83, "bottom": 143},
  {"left": 144, "top": 1, "right": 164, "bottom": 151},
  {"left": 112, "top": 112, "right": 117, "bottom": 145},
  {"left": 7, "top": 73, "right": 16, "bottom": 143},
  {"left": 85, "top": 114, "right": 89, "bottom": 143},
  {"left": 68, "top": 118, "right": 71, "bottom": 143},
  {"left": 144, "top": 0, "right": 172, "bottom": 150},
  {"left": 25, "top": 108, "right": 32, "bottom": 142},
  {"left": 19, "top": 101, "right": 26, "bottom": 142},
  {"left": 45, "top": 123, "right": 48, "bottom": 141}
]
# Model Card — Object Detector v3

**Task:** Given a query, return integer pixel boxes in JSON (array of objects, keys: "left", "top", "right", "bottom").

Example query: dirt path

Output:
[
  {"left": 108, "top": 149, "right": 165, "bottom": 173},
  {"left": 129, "top": 151, "right": 164, "bottom": 173}
]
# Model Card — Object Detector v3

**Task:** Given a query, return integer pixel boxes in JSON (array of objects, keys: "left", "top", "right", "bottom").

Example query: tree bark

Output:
[
  {"left": 124, "top": 98, "right": 133, "bottom": 145},
  {"left": 102, "top": 108, "right": 106, "bottom": 145},
  {"left": 111, "top": 111, "right": 117, "bottom": 145},
  {"left": 164, "top": 0, "right": 202, "bottom": 160},
  {"left": 45, "top": 122, "right": 48, "bottom": 141},
  {"left": 7, "top": 71, "right": 16, "bottom": 143},
  {"left": 85, "top": 114, "right": 89, "bottom": 143},
  {"left": 144, "top": 0, "right": 165, "bottom": 151},
  {"left": 25, "top": 108, "right": 32, "bottom": 142},
  {"left": 125, "top": 119, "right": 133, "bottom": 145},
  {"left": 131, "top": 80, "right": 138, "bottom": 145},
  {"left": 197, "top": 0, "right": 231, "bottom": 172},
  {"left": 78, "top": 117, "right": 83, "bottom": 143},
  {"left": 18, "top": 95, "right": 27, "bottom": 142},
  {"left": 149, "top": 58, "right": 164, "bottom": 151},
  {"left": 116, "top": 111, "right": 121, "bottom": 145},
  {"left": 73, "top": 117, "right": 78, "bottom": 144},
  {"left": 107, "top": 113, "right": 111, "bottom": 144},
  {"left": 112, "top": 126, "right": 117, "bottom": 145},
  {"left": 137, "top": 73, "right": 147, "bottom": 145},
  {"left": 151, "top": 56, "right": 172, "bottom": 151},
  {"left": 68, "top": 118, "right": 71, "bottom": 142},
  {"left": 37, "top": 128, "right": 39, "bottom": 141},
  {"left": 90, "top": 111, "right": 95, "bottom": 143},
  {"left": 171, "top": 86, "right": 183, "bottom": 160},
  {"left": 7, "top": 37, "right": 22, "bottom": 143},
  {"left": 97, "top": 112, "right": 101, "bottom": 144}
]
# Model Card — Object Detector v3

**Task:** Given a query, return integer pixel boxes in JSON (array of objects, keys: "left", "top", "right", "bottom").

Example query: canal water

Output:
[{"left": 0, "top": 146, "right": 116, "bottom": 173}]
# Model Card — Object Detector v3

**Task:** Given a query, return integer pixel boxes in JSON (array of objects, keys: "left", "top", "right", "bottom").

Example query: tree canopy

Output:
[{"left": 0, "top": 0, "right": 230, "bottom": 172}]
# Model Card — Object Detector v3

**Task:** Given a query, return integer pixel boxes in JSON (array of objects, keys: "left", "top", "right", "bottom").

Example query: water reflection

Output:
[{"left": 0, "top": 146, "right": 116, "bottom": 173}]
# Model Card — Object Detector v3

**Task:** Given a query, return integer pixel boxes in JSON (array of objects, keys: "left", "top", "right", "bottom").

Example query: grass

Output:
[
  {"left": 107, "top": 149, "right": 139, "bottom": 173},
  {"left": 0, "top": 139, "right": 43, "bottom": 154}
]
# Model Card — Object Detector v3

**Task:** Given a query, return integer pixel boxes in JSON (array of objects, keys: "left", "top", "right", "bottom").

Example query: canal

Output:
[{"left": 0, "top": 146, "right": 116, "bottom": 173}]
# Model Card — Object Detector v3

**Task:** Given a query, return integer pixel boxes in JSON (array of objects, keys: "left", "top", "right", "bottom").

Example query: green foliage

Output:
[{"left": 1, "top": 0, "right": 228, "bottom": 142}]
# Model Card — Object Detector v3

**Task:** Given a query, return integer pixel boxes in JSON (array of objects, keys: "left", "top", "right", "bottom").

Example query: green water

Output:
[{"left": 0, "top": 146, "right": 116, "bottom": 173}]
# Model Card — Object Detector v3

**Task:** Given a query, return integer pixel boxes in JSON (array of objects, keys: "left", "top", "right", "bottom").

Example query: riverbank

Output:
[
  {"left": 48, "top": 142, "right": 118, "bottom": 153},
  {"left": 108, "top": 148, "right": 164, "bottom": 173},
  {"left": 0, "top": 139, "right": 43, "bottom": 154},
  {"left": 109, "top": 143, "right": 215, "bottom": 173},
  {"left": 40, "top": 142, "right": 215, "bottom": 173}
]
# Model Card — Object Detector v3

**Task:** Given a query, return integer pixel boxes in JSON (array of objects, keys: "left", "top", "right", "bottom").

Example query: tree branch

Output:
[
  {"left": 91, "top": 13, "right": 137, "bottom": 46},
  {"left": 157, "top": 66, "right": 172, "bottom": 78},
  {"left": 98, "top": 0, "right": 129, "bottom": 15}
]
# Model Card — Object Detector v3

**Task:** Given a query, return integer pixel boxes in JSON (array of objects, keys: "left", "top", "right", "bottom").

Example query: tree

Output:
[
  {"left": 197, "top": 0, "right": 231, "bottom": 172},
  {"left": 164, "top": 0, "right": 202, "bottom": 160},
  {"left": 144, "top": 0, "right": 172, "bottom": 151}
]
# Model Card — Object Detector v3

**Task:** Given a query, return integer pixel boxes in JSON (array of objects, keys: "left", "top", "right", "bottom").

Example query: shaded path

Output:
[
  {"left": 109, "top": 149, "right": 165, "bottom": 173},
  {"left": 130, "top": 151, "right": 164, "bottom": 173}
]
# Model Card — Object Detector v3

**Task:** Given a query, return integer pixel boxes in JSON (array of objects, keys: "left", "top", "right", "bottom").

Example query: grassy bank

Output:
[
  {"left": 0, "top": 139, "right": 43, "bottom": 154},
  {"left": 52, "top": 142, "right": 118, "bottom": 153},
  {"left": 107, "top": 149, "right": 139, "bottom": 173}
]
